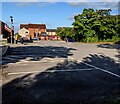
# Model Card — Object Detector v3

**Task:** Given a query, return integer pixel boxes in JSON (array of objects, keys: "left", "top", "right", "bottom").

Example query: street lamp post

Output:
[{"left": 10, "top": 16, "right": 13, "bottom": 44}]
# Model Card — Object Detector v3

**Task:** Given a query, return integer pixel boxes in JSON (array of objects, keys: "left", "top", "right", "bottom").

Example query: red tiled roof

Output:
[
  {"left": 20, "top": 24, "right": 28, "bottom": 29},
  {"left": 20, "top": 24, "right": 46, "bottom": 29}
]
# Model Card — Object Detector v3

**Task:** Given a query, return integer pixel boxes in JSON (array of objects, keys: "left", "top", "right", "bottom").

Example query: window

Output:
[{"left": 34, "top": 32, "right": 36, "bottom": 37}]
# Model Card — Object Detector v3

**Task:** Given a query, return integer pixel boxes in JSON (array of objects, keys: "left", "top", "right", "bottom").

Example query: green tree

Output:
[
  {"left": 56, "top": 27, "right": 75, "bottom": 40},
  {"left": 72, "top": 8, "right": 119, "bottom": 43},
  {"left": 72, "top": 8, "right": 97, "bottom": 42}
]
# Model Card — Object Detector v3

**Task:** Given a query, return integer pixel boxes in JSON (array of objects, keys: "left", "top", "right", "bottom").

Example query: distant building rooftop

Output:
[
  {"left": 46, "top": 29, "right": 56, "bottom": 32},
  {"left": 20, "top": 23, "right": 46, "bottom": 29},
  {"left": 57, "top": 27, "right": 72, "bottom": 29}
]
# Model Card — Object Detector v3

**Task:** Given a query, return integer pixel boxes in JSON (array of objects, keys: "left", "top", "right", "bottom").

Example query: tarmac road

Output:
[{"left": 1, "top": 41, "right": 120, "bottom": 104}]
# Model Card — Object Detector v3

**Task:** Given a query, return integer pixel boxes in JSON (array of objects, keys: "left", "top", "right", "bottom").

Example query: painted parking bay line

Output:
[
  {"left": 81, "top": 61, "right": 120, "bottom": 78},
  {"left": 7, "top": 68, "right": 93, "bottom": 75}
]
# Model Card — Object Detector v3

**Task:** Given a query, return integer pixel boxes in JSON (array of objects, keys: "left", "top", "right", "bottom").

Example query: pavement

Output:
[
  {"left": 1, "top": 41, "right": 120, "bottom": 104},
  {"left": 0, "top": 44, "right": 10, "bottom": 104},
  {"left": 0, "top": 45, "right": 10, "bottom": 56},
  {"left": 0, "top": 45, "right": 10, "bottom": 66}
]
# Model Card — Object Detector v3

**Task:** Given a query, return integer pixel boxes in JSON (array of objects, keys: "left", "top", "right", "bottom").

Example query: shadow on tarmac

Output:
[
  {"left": 2, "top": 46, "right": 76, "bottom": 65},
  {"left": 97, "top": 44, "right": 120, "bottom": 50},
  {"left": 2, "top": 54, "right": 120, "bottom": 104},
  {"left": 97, "top": 43, "right": 120, "bottom": 63}
]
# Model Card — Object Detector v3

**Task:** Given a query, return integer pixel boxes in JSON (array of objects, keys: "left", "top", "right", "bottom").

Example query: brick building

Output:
[
  {"left": 46, "top": 29, "right": 60, "bottom": 40},
  {"left": 20, "top": 24, "right": 46, "bottom": 39},
  {"left": 0, "top": 21, "right": 14, "bottom": 43},
  {"left": 0, "top": 21, "right": 13, "bottom": 38}
]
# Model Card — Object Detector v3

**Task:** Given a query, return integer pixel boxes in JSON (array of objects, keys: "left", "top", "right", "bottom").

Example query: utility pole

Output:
[{"left": 10, "top": 16, "right": 13, "bottom": 44}]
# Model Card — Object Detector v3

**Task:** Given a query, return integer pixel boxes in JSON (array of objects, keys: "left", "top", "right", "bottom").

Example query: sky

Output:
[{"left": 1, "top": 1, "right": 119, "bottom": 33}]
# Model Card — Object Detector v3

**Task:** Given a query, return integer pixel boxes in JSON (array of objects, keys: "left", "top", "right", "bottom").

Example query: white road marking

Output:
[
  {"left": 3, "top": 57, "right": 16, "bottom": 60},
  {"left": 7, "top": 68, "right": 93, "bottom": 75},
  {"left": 2, "top": 46, "right": 9, "bottom": 56},
  {"left": 7, "top": 56, "right": 20, "bottom": 58},
  {"left": 81, "top": 61, "right": 120, "bottom": 78}
]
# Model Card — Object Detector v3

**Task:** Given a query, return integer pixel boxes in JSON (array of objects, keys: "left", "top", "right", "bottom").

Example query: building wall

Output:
[
  {"left": 18, "top": 28, "right": 29, "bottom": 38},
  {"left": 29, "top": 28, "right": 34, "bottom": 38},
  {"left": 40, "top": 29, "right": 46, "bottom": 33},
  {"left": 0, "top": 21, "right": 12, "bottom": 38},
  {"left": 20, "top": 24, "right": 46, "bottom": 38},
  {"left": 46, "top": 31, "right": 60, "bottom": 40},
  {"left": 47, "top": 32, "right": 56, "bottom": 36},
  {"left": 0, "top": 21, "right": 5, "bottom": 35},
  {"left": 28, "top": 28, "right": 46, "bottom": 38},
  {"left": 0, "top": 21, "right": 2, "bottom": 34}
]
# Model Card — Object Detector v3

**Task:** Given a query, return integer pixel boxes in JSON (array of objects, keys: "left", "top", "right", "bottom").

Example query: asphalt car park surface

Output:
[{"left": 1, "top": 41, "right": 120, "bottom": 104}]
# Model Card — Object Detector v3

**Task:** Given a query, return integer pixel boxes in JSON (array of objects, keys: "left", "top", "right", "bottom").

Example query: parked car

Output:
[
  {"left": 65, "top": 37, "right": 74, "bottom": 42},
  {"left": 23, "top": 37, "right": 33, "bottom": 43},
  {"left": 32, "top": 37, "right": 39, "bottom": 41},
  {"left": 18, "top": 37, "right": 33, "bottom": 43}
]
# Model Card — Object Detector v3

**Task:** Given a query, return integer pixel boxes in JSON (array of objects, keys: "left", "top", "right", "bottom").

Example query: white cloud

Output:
[
  {"left": 15, "top": 2, "right": 53, "bottom": 7},
  {"left": 1, "top": 0, "right": 57, "bottom": 2},
  {"left": 2, "top": 0, "right": 39, "bottom": 2},
  {"left": 68, "top": 2, "right": 118, "bottom": 10},
  {"left": 67, "top": 2, "right": 119, "bottom": 21},
  {"left": 1, "top": 0, "right": 120, "bottom": 2},
  {"left": 68, "top": 12, "right": 82, "bottom": 20},
  {"left": 66, "top": 0, "right": 119, "bottom": 2},
  {"left": 15, "top": 2, "right": 35, "bottom": 6},
  {"left": 68, "top": 16, "right": 74, "bottom": 20}
]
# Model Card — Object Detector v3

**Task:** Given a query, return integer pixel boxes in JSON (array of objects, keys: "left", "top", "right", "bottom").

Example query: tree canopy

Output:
[{"left": 56, "top": 8, "right": 120, "bottom": 43}]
